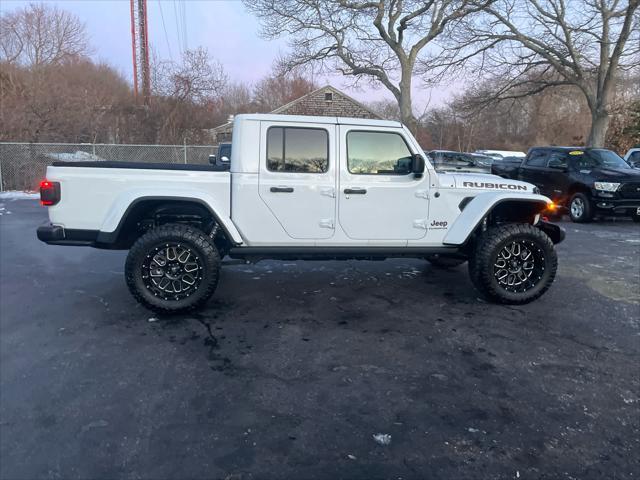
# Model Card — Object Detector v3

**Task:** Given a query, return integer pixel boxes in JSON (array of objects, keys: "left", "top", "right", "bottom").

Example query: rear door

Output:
[
  {"left": 519, "top": 150, "right": 550, "bottom": 194},
  {"left": 544, "top": 151, "right": 571, "bottom": 201},
  {"left": 337, "top": 126, "right": 429, "bottom": 241},
  {"left": 258, "top": 122, "right": 337, "bottom": 239}
]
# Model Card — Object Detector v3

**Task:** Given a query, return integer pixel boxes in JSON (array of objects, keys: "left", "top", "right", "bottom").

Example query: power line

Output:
[
  {"left": 157, "top": 0, "right": 173, "bottom": 61},
  {"left": 173, "top": 0, "right": 182, "bottom": 56}
]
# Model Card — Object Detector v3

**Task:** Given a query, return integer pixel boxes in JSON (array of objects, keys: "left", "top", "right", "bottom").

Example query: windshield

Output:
[{"left": 588, "top": 149, "right": 630, "bottom": 169}]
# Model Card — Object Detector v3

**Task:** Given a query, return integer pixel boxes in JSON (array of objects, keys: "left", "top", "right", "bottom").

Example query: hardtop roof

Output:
[{"left": 234, "top": 113, "right": 402, "bottom": 128}]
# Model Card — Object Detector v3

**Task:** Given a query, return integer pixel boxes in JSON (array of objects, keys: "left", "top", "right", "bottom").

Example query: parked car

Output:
[
  {"left": 475, "top": 149, "right": 526, "bottom": 160},
  {"left": 37, "top": 114, "right": 564, "bottom": 312},
  {"left": 208, "top": 142, "right": 232, "bottom": 170},
  {"left": 491, "top": 155, "right": 530, "bottom": 177},
  {"left": 493, "top": 146, "right": 640, "bottom": 223},
  {"left": 469, "top": 153, "right": 495, "bottom": 167},
  {"left": 623, "top": 147, "right": 640, "bottom": 168},
  {"left": 427, "top": 150, "right": 492, "bottom": 173}
]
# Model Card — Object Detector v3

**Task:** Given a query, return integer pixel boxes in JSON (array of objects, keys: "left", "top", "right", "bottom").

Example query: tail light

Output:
[{"left": 40, "top": 180, "right": 60, "bottom": 206}]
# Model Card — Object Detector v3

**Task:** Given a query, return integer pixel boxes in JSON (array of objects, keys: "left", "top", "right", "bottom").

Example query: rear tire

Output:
[
  {"left": 569, "top": 192, "right": 593, "bottom": 223},
  {"left": 425, "top": 254, "right": 467, "bottom": 268},
  {"left": 125, "top": 223, "right": 220, "bottom": 314},
  {"left": 468, "top": 223, "right": 557, "bottom": 304}
]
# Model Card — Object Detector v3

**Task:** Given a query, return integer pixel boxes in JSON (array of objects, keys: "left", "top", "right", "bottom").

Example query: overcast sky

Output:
[{"left": 0, "top": 0, "right": 454, "bottom": 109}]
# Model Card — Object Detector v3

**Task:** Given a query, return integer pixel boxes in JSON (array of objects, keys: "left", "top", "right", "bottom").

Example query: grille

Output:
[{"left": 618, "top": 182, "right": 640, "bottom": 199}]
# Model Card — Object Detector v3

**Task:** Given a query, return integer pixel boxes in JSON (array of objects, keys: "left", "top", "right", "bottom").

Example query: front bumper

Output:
[
  {"left": 592, "top": 198, "right": 640, "bottom": 216},
  {"left": 37, "top": 223, "right": 98, "bottom": 246}
]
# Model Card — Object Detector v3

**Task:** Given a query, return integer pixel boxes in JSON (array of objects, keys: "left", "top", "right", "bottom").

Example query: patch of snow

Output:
[
  {"left": 373, "top": 433, "right": 391, "bottom": 446},
  {"left": 148, "top": 317, "right": 159, "bottom": 323},
  {"left": 46, "top": 151, "right": 104, "bottom": 162},
  {"left": 0, "top": 191, "right": 39, "bottom": 200}
]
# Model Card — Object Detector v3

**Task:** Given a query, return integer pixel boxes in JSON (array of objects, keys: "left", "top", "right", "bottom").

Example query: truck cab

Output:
[{"left": 209, "top": 142, "right": 232, "bottom": 170}]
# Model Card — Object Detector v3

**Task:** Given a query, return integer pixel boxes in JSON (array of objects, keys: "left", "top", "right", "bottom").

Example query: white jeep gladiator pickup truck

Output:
[{"left": 37, "top": 114, "right": 564, "bottom": 313}]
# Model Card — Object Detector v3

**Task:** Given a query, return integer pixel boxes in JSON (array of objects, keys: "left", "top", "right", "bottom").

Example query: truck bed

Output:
[{"left": 44, "top": 163, "right": 232, "bottom": 234}]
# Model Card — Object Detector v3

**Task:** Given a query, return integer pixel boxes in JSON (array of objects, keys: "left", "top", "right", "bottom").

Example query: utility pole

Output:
[{"left": 130, "top": 0, "right": 151, "bottom": 106}]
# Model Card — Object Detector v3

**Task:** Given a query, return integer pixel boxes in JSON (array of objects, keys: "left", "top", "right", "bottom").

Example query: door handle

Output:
[
  {"left": 270, "top": 186, "right": 294, "bottom": 193},
  {"left": 344, "top": 188, "right": 367, "bottom": 195}
]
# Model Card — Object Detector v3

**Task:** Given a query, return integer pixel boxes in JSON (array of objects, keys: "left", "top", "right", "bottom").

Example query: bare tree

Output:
[
  {"left": 448, "top": 0, "right": 640, "bottom": 147},
  {"left": 0, "top": 3, "right": 90, "bottom": 66},
  {"left": 253, "top": 73, "right": 316, "bottom": 112},
  {"left": 150, "top": 47, "right": 227, "bottom": 143},
  {"left": 367, "top": 98, "right": 402, "bottom": 120},
  {"left": 245, "top": 0, "right": 492, "bottom": 132},
  {"left": 154, "top": 47, "right": 227, "bottom": 103}
]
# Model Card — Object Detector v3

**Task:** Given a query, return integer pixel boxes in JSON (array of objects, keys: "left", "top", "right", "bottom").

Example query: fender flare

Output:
[
  {"left": 443, "top": 192, "right": 551, "bottom": 246},
  {"left": 96, "top": 192, "right": 244, "bottom": 245}
]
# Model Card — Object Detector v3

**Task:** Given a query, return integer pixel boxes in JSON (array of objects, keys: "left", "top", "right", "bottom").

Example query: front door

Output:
[
  {"left": 258, "top": 122, "right": 336, "bottom": 239},
  {"left": 338, "top": 126, "right": 429, "bottom": 241}
]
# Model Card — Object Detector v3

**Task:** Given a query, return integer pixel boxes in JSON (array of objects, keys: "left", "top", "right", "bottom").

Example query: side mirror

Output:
[
  {"left": 412, "top": 154, "right": 425, "bottom": 177},
  {"left": 208, "top": 154, "right": 217, "bottom": 165}
]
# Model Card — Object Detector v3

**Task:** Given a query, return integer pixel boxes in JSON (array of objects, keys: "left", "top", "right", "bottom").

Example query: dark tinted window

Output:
[
  {"left": 266, "top": 127, "right": 328, "bottom": 173},
  {"left": 526, "top": 150, "right": 548, "bottom": 167},
  {"left": 347, "top": 131, "right": 412, "bottom": 174},
  {"left": 588, "top": 149, "right": 630, "bottom": 169},
  {"left": 218, "top": 145, "right": 231, "bottom": 161},
  {"left": 546, "top": 152, "right": 568, "bottom": 168}
]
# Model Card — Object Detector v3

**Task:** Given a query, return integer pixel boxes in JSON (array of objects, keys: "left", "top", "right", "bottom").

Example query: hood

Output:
[
  {"left": 446, "top": 172, "right": 535, "bottom": 193},
  {"left": 585, "top": 167, "right": 640, "bottom": 181}
]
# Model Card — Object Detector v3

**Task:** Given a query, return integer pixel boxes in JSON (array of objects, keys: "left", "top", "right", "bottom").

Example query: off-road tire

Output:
[
  {"left": 125, "top": 223, "right": 220, "bottom": 314},
  {"left": 425, "top": 254, "right": 467, "bottom": 268},
  {"left": 468, "top": 223, "right": 557, "bottom": 304},
  {"left": 569, "top": 192, "right": 594, "bottom": 223}
]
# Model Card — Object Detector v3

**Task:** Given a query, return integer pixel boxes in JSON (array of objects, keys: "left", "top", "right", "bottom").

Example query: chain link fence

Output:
[{"left": 0, "top": 142, "right": 218, "bottom": 192}]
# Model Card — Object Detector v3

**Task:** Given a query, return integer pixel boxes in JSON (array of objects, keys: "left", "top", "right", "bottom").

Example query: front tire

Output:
[
  {"left": 569, "top": 192, "right": 593, "bottom": 223},
  {"left": 468, "top": 224, "right": 557, "bottom": 304},
  {"left": 125, "top": 223, "right": 220, "bottom": 314}
]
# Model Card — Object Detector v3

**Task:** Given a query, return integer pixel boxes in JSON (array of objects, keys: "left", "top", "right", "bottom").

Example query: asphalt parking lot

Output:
[{"left": 1, "top": 197, "right": 639, "bottom": 480}]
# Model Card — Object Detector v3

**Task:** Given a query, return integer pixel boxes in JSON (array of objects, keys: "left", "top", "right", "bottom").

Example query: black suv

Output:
[{"left": 495, "top": 147, "right": 640, "bottom": 222}]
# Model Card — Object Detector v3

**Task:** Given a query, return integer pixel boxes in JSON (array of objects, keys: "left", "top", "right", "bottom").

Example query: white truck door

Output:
[
  {"left": 338, "top": 126, "right": 429, "bottom": 240},
  {"left": 258, "top": 122, "right": 337, "bottom": 239}
]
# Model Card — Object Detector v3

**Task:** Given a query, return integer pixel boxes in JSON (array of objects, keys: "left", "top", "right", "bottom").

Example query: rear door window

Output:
[
  {"left": 266, "top": 127, "right": 329, "bottom": 173},
  {"left": 526, "top": 151, "right": 548, "bottom": 167},
  {"left": 546, "top": 152, "right": 568, "bottom": 168}
]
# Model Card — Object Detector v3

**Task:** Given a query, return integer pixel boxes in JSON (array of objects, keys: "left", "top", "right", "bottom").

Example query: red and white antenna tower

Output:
[{"left": 130, "top": 0, "right": 151, "bottom": 105}]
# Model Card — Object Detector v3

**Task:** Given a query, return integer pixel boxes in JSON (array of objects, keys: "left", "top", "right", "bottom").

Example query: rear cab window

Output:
[
  {"left": 266, "top": 127, "right": 329, "bottom": 173},
  {"left": 525, "top": 150, "right": 549, "bottom": 167},
  {"left": 546, "top": 152, "right": 569, "bottom": 168}
]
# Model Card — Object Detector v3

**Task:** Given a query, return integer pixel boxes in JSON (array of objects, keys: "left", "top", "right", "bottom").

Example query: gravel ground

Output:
[{"left": 1, "top": 197, "right": 639, "bottom": 480}]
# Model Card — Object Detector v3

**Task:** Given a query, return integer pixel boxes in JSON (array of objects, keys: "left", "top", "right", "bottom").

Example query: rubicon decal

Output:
[{"left": 463, "top": 181, "right": 527, "bottom": 191}]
